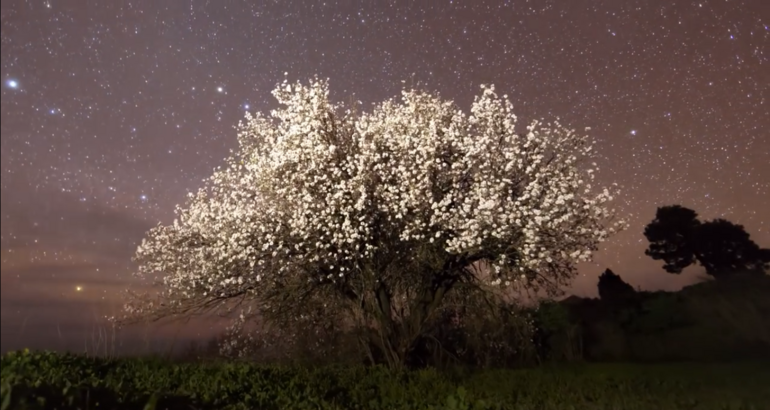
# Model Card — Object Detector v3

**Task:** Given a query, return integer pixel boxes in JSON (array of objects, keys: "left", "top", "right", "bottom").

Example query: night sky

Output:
[{"left": 1, "top": 0, "right": 768, "bottom": 354}]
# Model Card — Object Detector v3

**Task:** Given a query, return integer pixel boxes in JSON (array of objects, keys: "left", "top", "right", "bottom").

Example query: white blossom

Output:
[{"left": 116, "top": 77, "right": 624, "bottom": 339}]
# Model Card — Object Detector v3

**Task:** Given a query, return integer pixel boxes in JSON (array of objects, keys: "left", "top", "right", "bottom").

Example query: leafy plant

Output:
[{"left": 2, "top": 350, "right": 767, "bottom": 409}]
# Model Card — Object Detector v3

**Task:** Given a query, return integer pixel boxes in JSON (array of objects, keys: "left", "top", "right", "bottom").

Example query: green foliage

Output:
[
  {"left": 425, "top": 299, "right": 539, "bottom": 369},
  {"left": 570, "top": 274, "right": 770, "bottom": 362},
  {"left": 681, "top": 274, "right": 770, "bottom": 344},
  {"left": 534, "top": 301, "right": 571, "bottom": 334},
  {"left": 531, "top": 301, "right": 583, "bottom": 362},
  {"left": 3, "top": 350, "right": 767, "bottom": 409}
]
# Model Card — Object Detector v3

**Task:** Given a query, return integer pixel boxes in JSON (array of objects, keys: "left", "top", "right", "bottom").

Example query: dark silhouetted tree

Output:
[
  {"left": 643, "top": 205, "right": 701, "bottom": 274},
  {"left": 597, "top": 269, "right": 636, "bottom": 302},
  {"left": 692, "top": 219, "right": 770, "bottom": 278},
  {"left": 644, "top": 205, "right": 770, "bottom": 278}
]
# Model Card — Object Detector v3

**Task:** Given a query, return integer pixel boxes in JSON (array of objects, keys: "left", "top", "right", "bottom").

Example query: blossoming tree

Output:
[{"left": 115, "top": 77, "right": 624, "bottom": 367}]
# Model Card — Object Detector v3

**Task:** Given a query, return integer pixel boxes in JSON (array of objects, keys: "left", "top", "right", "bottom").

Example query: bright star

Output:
[
  {"left": 217, "top": 86, "right": 224, "bottom": 93},
  {"left": 6, "top": 79, "right": 18, "bottom": 89},
  {"left": 243, "top": 103, "right": 250, "bottom": 110},
  {"left": 75, "top": 285, "right": 83, "bottom": 292},
  {"left": 630, "top": 130, "right": 637, "bottom": 136}
]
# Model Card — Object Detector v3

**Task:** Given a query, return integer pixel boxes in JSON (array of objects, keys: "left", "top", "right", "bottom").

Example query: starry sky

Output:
[{"left": 1, "top": 0, "right": 768, "bottom": 354}]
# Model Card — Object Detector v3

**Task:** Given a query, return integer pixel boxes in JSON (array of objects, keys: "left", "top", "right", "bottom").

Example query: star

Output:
[{"left": 6, "top": 79, "right": 18, "bottom": 89}]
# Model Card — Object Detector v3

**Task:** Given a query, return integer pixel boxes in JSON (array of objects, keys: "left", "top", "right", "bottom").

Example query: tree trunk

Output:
[{"left": 362, "top": 275, "right": 457, "bottom": 369}]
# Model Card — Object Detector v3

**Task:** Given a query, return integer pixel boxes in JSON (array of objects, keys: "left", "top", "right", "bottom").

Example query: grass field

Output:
[{"left": 2, "top": 350, "right": 768, "bottom": 409}]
